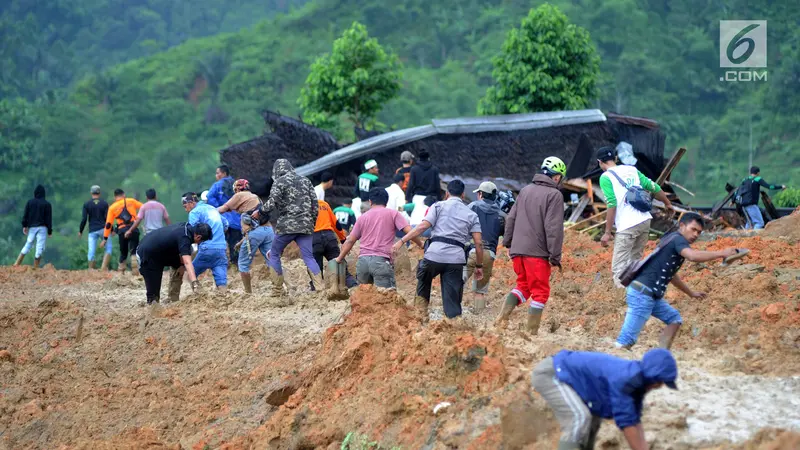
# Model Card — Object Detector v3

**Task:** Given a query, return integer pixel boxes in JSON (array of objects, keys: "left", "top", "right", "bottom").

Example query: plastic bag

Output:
[{"left": 616, "top": 141, "right": 638, "bottom": 166}]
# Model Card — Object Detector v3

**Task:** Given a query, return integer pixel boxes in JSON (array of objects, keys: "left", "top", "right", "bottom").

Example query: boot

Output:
[
  {"left": 217, "top": 285, "right": 228, "bottom": 294},
  {"left": 131, "top": 255, "right": 139, "bottom": 275},
  {"left": 325, "top": 260, "right": 349, "bottom": 300},
  {"left": 88, "top": 260, "right": 96, "bottom": 270},
  {"left": 526, "top": 307, "right": 543, "bottom": 335},
  {"left": 13, "top": 254, "right": 25, "bottom": 266},
  {"left": 269, "top": 268, "right": 284, "bottom": 297},
  {"left": 33, "top": 258, "right": 41, "bottom": 269},
  {"left": 101, "top": 254, "right": 112, "bottom": 271},
  {"left": 473, "top": 294, "right": 486, "bottom": 314},
  {"left": 241, "top": 272, "right": 252, "bottom": 294},
  {"left": 414, "top": 296, "right": 429, "bottom": 322},
  {"left": 494, "top": 293, "right": 519, "bottom": 328},
  {"left": 167, "top": 269, "right": 182, "bottom": 303},
  {"left": 308, "top": 269, "right": 326, "bottom": 298},
  {"left": 118, "top": 259, "right": 127, "bottom": 273}
]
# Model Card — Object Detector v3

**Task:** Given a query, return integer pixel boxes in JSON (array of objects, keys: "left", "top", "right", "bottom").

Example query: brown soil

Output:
[{"left": 1, "top": 232, "right": 799, "bottom": 449}]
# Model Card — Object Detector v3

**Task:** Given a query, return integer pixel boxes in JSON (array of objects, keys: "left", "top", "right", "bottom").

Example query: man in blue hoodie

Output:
[
  {"left": 182, "top": 192, "right": 229, "bottom": 294},
  {"left": 207, "top": 165, "right": 242, "bottom": 266},
  {"left": 531, "top": 348, "right": 678, "bottom": 450}
]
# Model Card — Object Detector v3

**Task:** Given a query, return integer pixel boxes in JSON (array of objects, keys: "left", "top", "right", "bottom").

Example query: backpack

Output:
[
  {"left": 607, "top": 169, "right": 653, "bottom": 213},
  {"left": 619, "top": 234, "right": 679, "bottom": 287},
  {"left": 221, "top": 178, "right": 235, "bottom": 199},
  {"left": 116, "top": 198, "right": 134, "bottom": 234},
  {"left": 735, "top": 176, "right": 758, "bottom": 206}
]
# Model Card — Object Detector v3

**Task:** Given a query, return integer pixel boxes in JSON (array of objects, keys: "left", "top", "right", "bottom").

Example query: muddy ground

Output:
[{"left": 2, "top": 212, "right": 800, "bottom": 449}]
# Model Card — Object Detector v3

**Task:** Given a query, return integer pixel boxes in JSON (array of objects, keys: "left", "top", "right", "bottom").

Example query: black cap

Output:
[{"left": 596, "top": 146, "right": 616, "bottom": 162}]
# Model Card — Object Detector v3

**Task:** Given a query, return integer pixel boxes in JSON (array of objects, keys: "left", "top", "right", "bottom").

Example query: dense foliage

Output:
[
  {"left": 478, "top": 4, "right": 599, "bottom": 115},
  {"left": 1, "top": 0, "right": 798, "bottom": 268},
  {"left": 773, "top": 188, "right": 800, "bottom": 208},
  {"left": 299, "top": 22, "right": 402, "bottom": 133}
]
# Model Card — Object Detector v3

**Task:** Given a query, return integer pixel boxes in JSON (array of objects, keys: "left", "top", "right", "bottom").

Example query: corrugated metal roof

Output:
[{"left": 294, "top": 109, "right": 606, "bottom": 177}]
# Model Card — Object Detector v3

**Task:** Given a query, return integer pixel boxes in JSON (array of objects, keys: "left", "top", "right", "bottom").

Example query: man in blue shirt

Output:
[
  {"left": 531, "top": 348, "right": 679, "bottom": 450},
  {"left": 207, "top": 164, "right": 242, "bottom": 265},
  {"left": 183, "top": 192, "right": 229, "bottom": 292}
]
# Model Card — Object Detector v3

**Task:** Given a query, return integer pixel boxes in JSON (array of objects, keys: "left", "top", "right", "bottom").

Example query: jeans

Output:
[
  {"left": 226, "top": 227, "right": 243, "bottom": 265},
  {"left": 21, "top": 226, "right": 48, "bottom": 258},
  {"left": 356, "top": 255, "right": 396, "bottom": 289},
  {"left": 416, "top": 258, "right": 465, "bottom": 318},
  {"left": 616, "top": 285, "right": 683, "bottom": 347},
  {"left": 743, "top": 204, "right": 765, "bottom": 230},
  {"left": 269, "top": 233, "right": 320, "bottom": 276},
  {"left": 88, "top": 229, "right": 113, "bottom": 261},
  {"left": 193, "top": 247, "right": 228, "bottom": 286},
  {"left": 238, "top": 226, "right": 274, "bottom": 273}
]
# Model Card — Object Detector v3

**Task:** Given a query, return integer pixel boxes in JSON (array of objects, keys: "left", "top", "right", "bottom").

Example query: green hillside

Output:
[{"left": 2, "top": 0, "right": 799, "bottom": 268}]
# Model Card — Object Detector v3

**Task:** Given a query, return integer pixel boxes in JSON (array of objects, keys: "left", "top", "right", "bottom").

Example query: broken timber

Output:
[
  {"left": 656, "top": 147, "right": 687, "bottom": 185},
  {"left": 567, "top": 194, "right": 592, "bottom": 223}
]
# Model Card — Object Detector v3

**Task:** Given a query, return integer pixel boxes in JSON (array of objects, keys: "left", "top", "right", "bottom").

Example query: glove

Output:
[{"left": 191, "top": 280, "right": 200, "bottom": 292}]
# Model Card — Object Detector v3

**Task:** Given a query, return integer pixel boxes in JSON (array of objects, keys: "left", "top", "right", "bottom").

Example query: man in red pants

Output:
[{"left": 495, "top": 156, "right": 566, "bottom": 334}]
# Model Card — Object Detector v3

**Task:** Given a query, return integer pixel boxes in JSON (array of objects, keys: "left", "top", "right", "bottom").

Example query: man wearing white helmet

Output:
[{"left": 496, "top": 156, "right": 566, "bottom": 335}]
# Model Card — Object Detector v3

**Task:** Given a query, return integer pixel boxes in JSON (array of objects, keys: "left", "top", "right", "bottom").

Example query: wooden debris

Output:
[
  {"left": 567, "top": 195, "right": 591, "bottom": 223},
  {"left": 656, "top": 147, "right": 686, "bottom": 185},
  {"left": 666, "top": 181, "right": 695, "bottom": 197},
  {"left": 566, "top": 211, "right": 607, "bottom": 230}
]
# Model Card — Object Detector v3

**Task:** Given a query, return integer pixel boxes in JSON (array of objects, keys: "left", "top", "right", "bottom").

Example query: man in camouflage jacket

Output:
[{"left": 258, "top": 159, "right": 322, "bottom": 296}]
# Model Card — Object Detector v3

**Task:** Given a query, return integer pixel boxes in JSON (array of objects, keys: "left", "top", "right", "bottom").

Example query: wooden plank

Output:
[
  {"left": 711, "top": 189, "right": 737, "bottom": 218},
  {"left": 656, "top": 147, "right": 687, "bottom": 185},
  {"left": 761, "top": 191, "right": 779, "bottom": 220},
  {"left": 587, "top": 179, "right": 594, "bottom": 203},
  {"left": 566, "top": 210, "right": 607, "bottom": 230},
  {"left": 567, "top": 195, "right": 591, "bottom": 223},
  {"left": 581, "top": 220, "right": 607, "bottom": 233},
  {"left": 666, "top": 180, "right": 695, "bottom": 197}
]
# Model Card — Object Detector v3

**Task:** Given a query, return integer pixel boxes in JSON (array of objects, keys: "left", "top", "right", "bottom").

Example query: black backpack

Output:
[
  {"left": 221, "top": 178, "right": 235, "bottom": 199},
  {"left": 608, "top": 169, "right": 653, "bottom": 213},
  {"left": 116, "top": 198, "right": 134, "bottom": 233}
]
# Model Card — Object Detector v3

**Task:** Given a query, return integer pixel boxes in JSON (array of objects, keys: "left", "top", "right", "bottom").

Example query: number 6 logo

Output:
[{"left": 720, "top": 21, "right": 767, "bottom": 68}]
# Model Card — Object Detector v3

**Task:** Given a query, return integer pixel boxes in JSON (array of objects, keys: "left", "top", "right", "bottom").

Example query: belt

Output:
[{"left": 629, "top": 281, "right": 655, "bottom": 297}]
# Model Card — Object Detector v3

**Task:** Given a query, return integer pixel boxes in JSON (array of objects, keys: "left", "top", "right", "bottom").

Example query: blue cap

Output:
[{"left": 641, "top": 349, "right": 678, "bottom": 390}]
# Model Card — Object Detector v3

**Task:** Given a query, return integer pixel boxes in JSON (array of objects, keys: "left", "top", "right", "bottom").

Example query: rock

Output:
[
  {"left": 20, "top": 400, "right": 43, "bottom": 417},
  {"left": 720, "top": 263, "right": 765, "bottom": 279},
  {"left": 0, "top": 349, "right": 13, "bottom": 362},
  {"left": 774, "top": 268, "right": 800, "bottom": 285},
  {"left": 760, "top": 303, "right": 786, "bottom": 322}
]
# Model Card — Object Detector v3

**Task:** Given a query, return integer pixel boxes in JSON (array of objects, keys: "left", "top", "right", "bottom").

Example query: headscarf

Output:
[{"left": 233, "top": 179, "right": 250, "bottom": 193}]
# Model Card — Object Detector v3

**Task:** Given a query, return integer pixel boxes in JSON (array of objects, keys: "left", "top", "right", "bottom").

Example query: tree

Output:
[
  {"left": 477, "top": 3, "right": 600, "bottom": 115},
  {"left": 195, "top": 51, "right": 231, "bottom": 124},
  {"left": 299, "top": 22, "right": 402, "bottom": 130}
]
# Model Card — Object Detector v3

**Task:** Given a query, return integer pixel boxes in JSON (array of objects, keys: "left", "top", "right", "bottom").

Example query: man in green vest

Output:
[
  {"left": 355, "top": 160, "right": 380, "bottom": 213},
  {"left": 736, "top": 166, "right": 786, "bottom": 229},
  {"left": 334, "top": 200, "right": 357, "bottom": 233}
]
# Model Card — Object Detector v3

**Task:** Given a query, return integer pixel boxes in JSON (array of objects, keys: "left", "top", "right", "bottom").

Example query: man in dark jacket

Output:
[
  {"left": 14, "top": 185, "right": 52, "bottom": 268},
  {"left": 256, "top": 159, "right": 322, "bottom": 297},
  {"left": 405, "top": 150, "right": 441, "bottom": 204},
  {"left": 736, "top": 166, "right": 786, "bottom": 230},
  {"left": 79, "top": 185, "right": 112, "bottom": 270},
  {"left": 495, "top": 157, "right": 566, "bottom": 334},
  {"left": 532, "top": 348, "right": 678, "bottom": 450},
  {"left": 207, "top": 164, "right": 243, "bottom": 264},
  {"left": 464, "top": 181, "right": 505, "bottom": 312}
]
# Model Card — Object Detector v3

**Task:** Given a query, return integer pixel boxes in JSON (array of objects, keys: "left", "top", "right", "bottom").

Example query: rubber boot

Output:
[
  {"left": 167, "top": 269, "right": 182, "bottom": 303},
  {"left": 473, "top": 294, "right": 486, "bottom": 314},
  {"left": 308, "top": 269, "right": 326, "bottom": 298},
  {"left": 414, "top": 296, "right": 429, "bottom": 323},
  {"left": 217, "top": 285, "right": 228, "bottom": 294},
  {"left": 494, "top": 293, "right": 519, "bottom": 328},
  {"left": 325, "top": 260, "right": 349, "bottom": 300},
  {"left": 13, "top": 254, "right": 25, "bottom": 266},
  {"left": 118, "top": 259, "right": 127, "bottom": 274},
  {"left": 88, "top": 260, "right": 96, "bottom": 270},
  {"left": 526, "top": 307, "right": 543, "bottom": 335},
  {"left": 131, "top": 255, "right": 139, "bottom": 275},
  {"left": 101, "top": 254, "right": 111, "bottom": 271},
  {"left": 33, "top": 258, "right": 41, "bottom": 269},
  {"left": 269, "top": 268, "right": 284, "bottom": 297},
  {"left": 241, "top": 272, "right": 252, "bottom": 294}
]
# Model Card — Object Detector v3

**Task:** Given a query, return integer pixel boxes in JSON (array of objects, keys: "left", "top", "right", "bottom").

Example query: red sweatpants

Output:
[{"left": 511, "top": 256, "right": 551, "bottom": 309}]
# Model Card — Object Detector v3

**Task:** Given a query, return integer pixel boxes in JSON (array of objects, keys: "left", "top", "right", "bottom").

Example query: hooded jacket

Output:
[
  {"left": 405, "top": 160, "right": 441, "bottom": 203},
  {"left": 263, "top": 159, "right": 318, "bottom": 235},
  {"left": 468, "top": 199, "right": 505, "bottom": 253},
  {"left": 552, "top": 349, "right": 678, "bottom": 429},
  {"left": 22, "top": 185, "right": 53, "bottom": 234},
  {"left": 503, "top": 174, "right": 564, "bottom": 265}
]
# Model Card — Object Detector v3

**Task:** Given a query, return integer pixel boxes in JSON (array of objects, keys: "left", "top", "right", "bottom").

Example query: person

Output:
[
  {"left": 127, "top": 188, "right": 171, "bottom": 236},
  {"left": 13, "top": 185, "right": 52, "bottom": 268},
  {"left": 531, "top": 348, "right": 679, "bottom": 450},
  {"left": 135, "top": 222, "right": 212, "bottom": 305},
  {"left": 616, "top": 213, "right": 739, "bottom": 349},
  {"left": 207, "top": 164, "right": 243, "bottom": 266},
  {"left": 255, "top": 159, "right": 322, "bottom": 297},
  {"left": 396, "top": 180, "right": 483, "bottom": 320},
  {"left": 385, "top": 173, "right": 407, "bottom": 212},
  {"left": 217, "top": 179, "right": 273, "bottom": 294},
  {"left": 355, "top": 160, "right": 380, "bottom": 213},
  {"left": 597, "top": 147, "right": 673, "bottom": 288},
  {"left": 736, "top": 166, "right": 786, "bottom": 230},
  {"left": 334, "top": 201, "right": 357, "bottom": 233},
  {"left": 315, "top": 171, "right": 334, "bottom": 201},
  {"left": 405, "top": 149, "right": 441, "bottom": 204},
  {"left": 101, "top": 189, "right": 143, "bottom": 273},
  {"left": 339, "top": 188, "right": 422, "bottom": 289},
  {"left": 464, "top": 181, "right": 505, "bottom": 312},
  {"left": 182, "top": 192, "right": 229, "bottom": 292},
  {"left": 495, "top": 157, "right": 566, "bottom": 334},
  {"left": 79, "top": 185, "right": 112, "bottom": 270},
  {"left": 395, "top": 151, "right": 414, "bottom": 192},
  {"left": 311, "top": 199, "right": 357, "bottom": 293}
]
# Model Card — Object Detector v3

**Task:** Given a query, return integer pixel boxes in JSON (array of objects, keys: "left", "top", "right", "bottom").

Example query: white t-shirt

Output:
[
  {"left": 385, "top": 184, "right": 406, "bottom": 212},
  {"left": 602, "top": 165, "right": 652, "bottom": 232},
  {"left": 314, "top": 184, "right": 325, "bottom": 201}
]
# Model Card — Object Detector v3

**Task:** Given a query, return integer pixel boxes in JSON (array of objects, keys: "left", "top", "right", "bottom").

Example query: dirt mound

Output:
[{"left": 763, "top": 208, "right": 800, "bottom": 242}]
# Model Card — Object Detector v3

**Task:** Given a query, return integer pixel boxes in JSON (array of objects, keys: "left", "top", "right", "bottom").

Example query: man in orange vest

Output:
[
  {"left": 311, "top": 199, "right": 357, "bottom": 297},
  {"left": 101, "top": 188, "right": 143, "bottom": 273}
]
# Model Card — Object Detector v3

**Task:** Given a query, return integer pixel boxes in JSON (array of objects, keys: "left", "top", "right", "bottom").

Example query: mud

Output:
[{"left": 1, "top": 231, "right": 799, "bottom": 449}]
